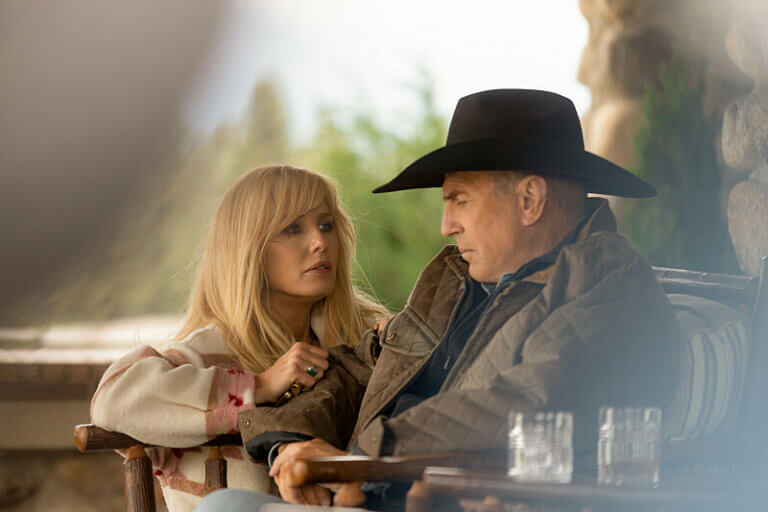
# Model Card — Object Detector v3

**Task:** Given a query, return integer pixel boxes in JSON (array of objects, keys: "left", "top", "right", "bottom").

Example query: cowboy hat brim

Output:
[{"left": 372, "top": 137, "right": 656, "bottom": 198}]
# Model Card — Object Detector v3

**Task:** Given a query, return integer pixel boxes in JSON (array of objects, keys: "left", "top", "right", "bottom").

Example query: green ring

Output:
[{"left": 307, "top": 367, "right": 317, "bottom": 377}]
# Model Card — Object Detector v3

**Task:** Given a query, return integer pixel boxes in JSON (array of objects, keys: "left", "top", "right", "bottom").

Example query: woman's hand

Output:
[
  {"left": 254, "top": 342, "right": 330, "bottom": 404},
  {"left": 373, "top": 314, "right": 396, "bottom": 335}
]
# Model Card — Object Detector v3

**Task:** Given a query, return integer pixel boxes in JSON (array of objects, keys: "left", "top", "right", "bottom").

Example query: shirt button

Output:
[
  {"left": 371, "top": 436, "right": 377, "bottom": 442},
  {"left": 244, "top": 419, "right": 250, "bottom": 428}
]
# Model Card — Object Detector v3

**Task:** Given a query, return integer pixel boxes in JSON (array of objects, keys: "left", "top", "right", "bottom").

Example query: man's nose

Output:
[{"left": 441, "top": 207, "right": 459, "bottom": 238}]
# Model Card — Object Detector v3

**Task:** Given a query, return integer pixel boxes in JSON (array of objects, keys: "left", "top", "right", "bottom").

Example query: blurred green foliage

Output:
[
  {"left": 622, "top": 62, "right": 739, "bottom": 273},
  {"left": 40, "top": 81, "right": 447, "bottom": 322},
  {"left": 294, "top": 87, "right": 448, "bottom": 310},
  {"left": 41, "top": 82, "right": 291, "bottom": 321}
]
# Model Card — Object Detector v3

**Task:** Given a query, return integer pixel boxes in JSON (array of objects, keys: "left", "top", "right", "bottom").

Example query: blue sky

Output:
[{"left": 183, "top": 1, "right": 590, "bottom": 142}]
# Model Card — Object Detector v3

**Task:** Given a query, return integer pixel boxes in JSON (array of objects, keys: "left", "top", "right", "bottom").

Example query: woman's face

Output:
[{"left": 264, "top": 204, "right": 339, "bottom": 306}]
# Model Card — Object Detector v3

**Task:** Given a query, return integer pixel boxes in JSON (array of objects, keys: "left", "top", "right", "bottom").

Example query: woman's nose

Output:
[{"left": 310, "top": 229, "right": 327, "bottom": 252}]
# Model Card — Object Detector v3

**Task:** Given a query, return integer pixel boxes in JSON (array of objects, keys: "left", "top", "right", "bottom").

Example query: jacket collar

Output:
[{"left": 444, "top": 197, "right": 618, "bottom": 285}]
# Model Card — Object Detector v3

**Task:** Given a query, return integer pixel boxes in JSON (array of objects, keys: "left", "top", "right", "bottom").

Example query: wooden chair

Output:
[
  {"left": 75, "top": 258, "right": 768, "bottom": 511},
  {"left": 73, "top": 424, "right": 241, "bottom": 512}
]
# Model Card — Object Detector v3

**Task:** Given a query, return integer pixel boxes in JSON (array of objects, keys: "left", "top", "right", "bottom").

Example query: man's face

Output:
[{"left": 441, "top": 171, "right": 522, "bottom": 282}]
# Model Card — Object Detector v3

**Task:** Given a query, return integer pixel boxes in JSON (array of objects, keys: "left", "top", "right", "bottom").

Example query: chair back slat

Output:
[
  {"left": 205, "top": 446, "right": 228, "bottom": 495},
  {"left": 124, "top": 444, "right": 156, "bottom": 512}
]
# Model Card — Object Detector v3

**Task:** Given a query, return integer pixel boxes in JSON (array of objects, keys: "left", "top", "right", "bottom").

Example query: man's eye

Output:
[
  {"left": 284, "top": 223, "right": 300, "bottom": 235},
  {"left": 456, "top": 200, "right": 468, "bottom": 207},
  {"left": 319, "top": 221, "right": 334, "bottom": 232}
]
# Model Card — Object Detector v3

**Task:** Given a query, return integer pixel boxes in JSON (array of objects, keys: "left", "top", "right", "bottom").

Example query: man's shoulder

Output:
[
  {"left": 554, "top": 230, "right": 658, "bottom": 293},
  {"left": 564, "top": 230, "right": 643, "bottom": 268}
]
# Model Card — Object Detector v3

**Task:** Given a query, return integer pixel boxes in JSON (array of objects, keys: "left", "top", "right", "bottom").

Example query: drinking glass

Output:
[
  {"left": 597, "top": 407, "right": 661, "bottom": 486},
  {"left": 508, "top": 411, "right": 573, "bottom": 483}
]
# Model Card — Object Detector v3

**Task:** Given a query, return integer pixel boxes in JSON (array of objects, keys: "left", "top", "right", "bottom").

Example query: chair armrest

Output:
[
  {"left": 73, "top": 423, "right": 242, "bottom": 452},
  {"left": 289, "top": 440, "right": 736, "bottom": 488},
  {"left": 289, "top": 453, "right": 505, "bottom": 486}
]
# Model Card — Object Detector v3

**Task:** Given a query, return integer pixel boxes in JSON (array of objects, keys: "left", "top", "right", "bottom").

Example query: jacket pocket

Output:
[{"left": 379, "top": 307, "right": 438, "bottom": 357}]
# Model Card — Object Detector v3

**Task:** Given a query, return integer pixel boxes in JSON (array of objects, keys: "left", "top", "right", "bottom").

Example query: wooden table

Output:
[{"left": 417, "top": 467, "right": 768, "bottom": 511}]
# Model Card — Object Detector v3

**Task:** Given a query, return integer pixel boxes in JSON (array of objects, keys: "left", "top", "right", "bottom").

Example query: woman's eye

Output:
[
  {"left": 319, "top": 221, "right": 334, "bottom": 232},
  {"left": 284, "top": 223, "right": 300, "bottom": 235}
]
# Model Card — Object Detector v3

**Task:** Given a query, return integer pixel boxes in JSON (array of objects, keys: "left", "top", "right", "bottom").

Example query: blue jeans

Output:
[
  {"left": 195, "top": 489, "right": 283, "bottom": 511},
  {"left": 195, "top": 489, "right": 372, "bottom": 512}
]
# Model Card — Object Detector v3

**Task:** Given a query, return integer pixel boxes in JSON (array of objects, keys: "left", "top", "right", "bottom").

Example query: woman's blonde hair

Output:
[{"left": 177, "top": 165, "right": 387, "bottom": 374}]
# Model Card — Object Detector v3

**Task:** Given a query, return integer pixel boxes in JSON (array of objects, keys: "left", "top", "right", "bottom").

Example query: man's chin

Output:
[{"left": 467, "top": 265, "right": 489, "bottom": 283}]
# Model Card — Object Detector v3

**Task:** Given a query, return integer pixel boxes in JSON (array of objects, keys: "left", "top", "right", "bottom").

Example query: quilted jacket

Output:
[{"left": 238, "top": 198, "right": 681, "bottom": 459}]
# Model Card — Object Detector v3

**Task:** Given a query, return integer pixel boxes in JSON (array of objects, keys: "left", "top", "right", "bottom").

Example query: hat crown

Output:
[
  {"left": 372, "top": 88, "right": 656, "bottom": 198},
  {"left": 447, "top": 89, "right": 584, "bottom": 151}
]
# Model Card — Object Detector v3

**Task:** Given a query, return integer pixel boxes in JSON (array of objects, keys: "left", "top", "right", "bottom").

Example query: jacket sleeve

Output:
[
  {"left": 355, "top": 363, "right": 551, "bottom": 457},
  {"left": 356, "top": 250, "right": 680, "bottom": 458},
  {"left": 90, "top": 341, "right": 256, "bottom": 447},
  {"left": 238, "top": 330, "right": 380, "bottom": 458}
]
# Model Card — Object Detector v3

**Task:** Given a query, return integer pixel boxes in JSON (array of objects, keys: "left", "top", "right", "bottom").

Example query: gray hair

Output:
[{"left": 492, "top": 170, "right": 587, "bottom": 217}]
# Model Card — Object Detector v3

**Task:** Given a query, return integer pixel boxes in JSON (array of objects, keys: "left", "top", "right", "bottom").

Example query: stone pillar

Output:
[
  {"left": 578, "top": 0, "right": 673, "bottom": 172},
  {"left": 722, "top": 7, "right": 768, "bottom": 276},
  {"left": 579, "top": 0, "right": 740, "bottom": 167},
  {"left": 578, "top": 0, "right": 753, "bottom": 260}
]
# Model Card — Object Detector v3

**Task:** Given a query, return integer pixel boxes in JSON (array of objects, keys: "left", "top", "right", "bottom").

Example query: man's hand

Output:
[
  {"left": 331, "top": 482, "right": 366, "bottom": 507},
  {"left": 269, "top": 439, "right": 366, "bottom": 507}
]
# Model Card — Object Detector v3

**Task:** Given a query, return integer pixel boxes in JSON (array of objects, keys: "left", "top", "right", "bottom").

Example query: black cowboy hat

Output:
[{"left": 373, "top": 89, "right": 656, "bottom": 198}]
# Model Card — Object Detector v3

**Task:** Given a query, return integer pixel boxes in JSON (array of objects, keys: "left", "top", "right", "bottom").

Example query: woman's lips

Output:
[{"left": 305, "top": 261, "right": 332, "bottom": 273}]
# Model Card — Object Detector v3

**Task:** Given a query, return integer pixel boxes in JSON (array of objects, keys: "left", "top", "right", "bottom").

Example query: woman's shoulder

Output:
[
  {"left": 177, "top": 324, "right": 231, "bottom": 354},
  {"left": 170, "top": 324, "right": 245, "bottom": 369},
  {"left": 98, "top": 325, "right": 236, "bottom": 377}
]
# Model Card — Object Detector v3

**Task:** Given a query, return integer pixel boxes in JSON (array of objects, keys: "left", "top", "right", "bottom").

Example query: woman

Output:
[{"left": 90, "top": 165, "right": 387, "bottom": 511}]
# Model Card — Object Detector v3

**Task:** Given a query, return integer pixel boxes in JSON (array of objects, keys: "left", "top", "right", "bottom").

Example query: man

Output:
[{"left": 198, "top": 89, "right": 680, "bottom": 510}]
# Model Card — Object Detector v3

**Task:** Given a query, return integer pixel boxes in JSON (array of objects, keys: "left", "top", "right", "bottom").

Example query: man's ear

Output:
[{"left": 517, "top": 175, "right": 547, "bottom": 227}]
